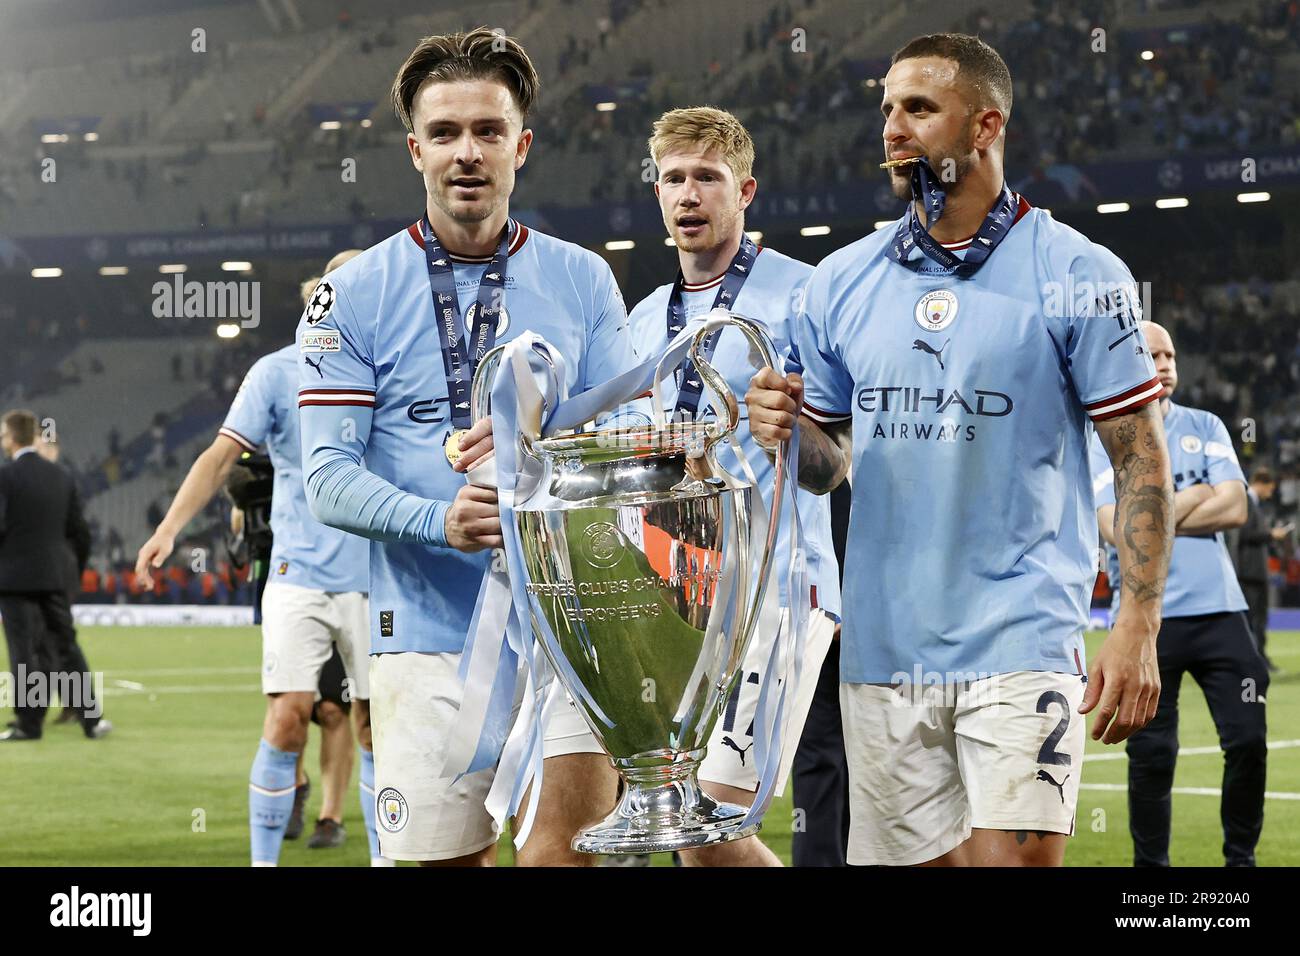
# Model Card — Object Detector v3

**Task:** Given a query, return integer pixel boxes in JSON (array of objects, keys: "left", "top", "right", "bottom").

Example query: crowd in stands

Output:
[{"left": 4, "top": 0, "right": 1297, "bottom": 228}]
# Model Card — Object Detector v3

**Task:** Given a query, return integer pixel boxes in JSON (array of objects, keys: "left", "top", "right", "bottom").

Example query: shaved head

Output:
[
  {"left": 1141, "top": 321, "right": 1177, "bottom": 401},
  {"left": 1140, "top": 321, "right": 1172, "bottom": 352}
]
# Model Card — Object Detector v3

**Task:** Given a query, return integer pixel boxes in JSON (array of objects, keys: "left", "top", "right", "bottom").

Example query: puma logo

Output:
[
  {"left": 304, "top": 355, "right": 324, "bottom": 378},
  {"left": 1036, "top": 769, "right": 1070, "bottom": 804},
  {"left": 720, "top": 735, "right": 754, "bottom": 766},
  {"left": 912, "top": 338, "right": 949, "bottom": 371}
]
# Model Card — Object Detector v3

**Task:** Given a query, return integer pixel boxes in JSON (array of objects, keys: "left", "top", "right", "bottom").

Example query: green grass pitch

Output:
[{"left": 0, "top": 627, "right": 1295, "bottom": 866}]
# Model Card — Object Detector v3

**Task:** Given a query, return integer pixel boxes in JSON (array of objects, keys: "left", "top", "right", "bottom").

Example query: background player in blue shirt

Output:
[
  {"left": 746, "top": 33, "right": 1175, "bottom": 867},
  {"left": 626, "top": 107, "right": 841, "bottom": 866},
  {"left": 296, "top": 29, "right": 640, "bottom": 866},
  {"left": 1091, "top": 321, "right": 1267, "bottom": 866},
  {"left": 136, "top": 251, "right": 384, "bottom": 867}
]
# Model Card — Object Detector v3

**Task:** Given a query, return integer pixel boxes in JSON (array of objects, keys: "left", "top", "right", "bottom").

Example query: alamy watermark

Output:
[
  {"left": 0, "top": 665, "right": 103, "bottom": 718},
  {"left": 152, "top": 275, "right": 260, "bottom": 327}
]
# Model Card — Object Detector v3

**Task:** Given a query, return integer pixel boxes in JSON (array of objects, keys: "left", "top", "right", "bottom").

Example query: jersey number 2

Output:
[{"left": 1035, "top": 690, "right": 1072, "bottom": 767}]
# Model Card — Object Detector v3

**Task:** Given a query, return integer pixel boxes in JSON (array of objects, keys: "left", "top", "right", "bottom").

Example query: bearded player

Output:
[
  {"left": 746, "top": 33, "right": 1175, "bottom": 866},
  {"left": 627, "top": 107, "right": 840, "bottom": 866},
  {"left": 296, "top": 29, "right": 639, "bottom": 866}
]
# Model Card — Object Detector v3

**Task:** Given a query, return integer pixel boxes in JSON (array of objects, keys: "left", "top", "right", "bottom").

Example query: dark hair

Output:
[
  {"left": 1122, "top": 497, "right": 1164, "bottom": 553},
  {"left": 891, "top": 33, "right": 1013, "bottom": 122},
  {"left": 391, "top": 27, "right": 540, "bottom": 133},
  {"left": 1251, "top": 466, "right": 1275, "bottom": 484},
  {"left": 1, "top": 409, "right": 38, "bottom": 447}
]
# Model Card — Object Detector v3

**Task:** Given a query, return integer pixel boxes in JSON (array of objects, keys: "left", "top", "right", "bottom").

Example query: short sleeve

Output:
[
  {"left": 1204, "top": 414, "right": 1246, "bottom": 486},
  {"left": 1089, "top": 429, "right": 1117, "bottom": 508},
  {"left": 1063, "top": 245, "right": 1161, "bottom": 422},
  {"left": 295, "top": 277, "right": 377, "bottom": 413},
  {"left": 220, "top": 357, "right": 276, "bottom": 452},
  {"left": 793, "top": 266, "right": 853, "bottom": 424}
]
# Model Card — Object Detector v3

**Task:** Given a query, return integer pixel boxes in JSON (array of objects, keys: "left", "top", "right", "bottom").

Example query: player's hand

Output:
[
  {"left": 135, "top": 531, "right": 175, "bottom": 589},
  {"left": 1079, "top": 618, "right": 1160, "bottom": 744},
  {"left": 444, "top": 484, "right": 502, "bottom": 553},
  {"left": 745, "top": 367, "right": 804, "bottom": 450},
  {"left": 451, "top": 417, "right": 494, "bottom": 474}
]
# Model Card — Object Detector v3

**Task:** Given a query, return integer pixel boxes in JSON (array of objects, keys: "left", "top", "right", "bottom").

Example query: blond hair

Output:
[
  {"left": 648, "top": 106, "right": 755, "bottom": 183},
  {"left": 300, "top": 276, "right": 321, "bottom": 306}
]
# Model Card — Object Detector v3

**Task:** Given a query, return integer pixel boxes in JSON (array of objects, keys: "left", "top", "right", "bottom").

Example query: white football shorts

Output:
[
  {"left": 259, "top": 581, "right": 369, "bottom": 699},
  {"left": 368, "top": 651, "right": 602, "bottom": 862},
  {"left": 841, "top": 669, "right": 1087, "bottom": 866}
]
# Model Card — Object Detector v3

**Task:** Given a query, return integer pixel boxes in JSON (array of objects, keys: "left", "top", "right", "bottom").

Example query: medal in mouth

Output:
[{"left": 879, "top": 155, "right": 923, "bottom": 169}]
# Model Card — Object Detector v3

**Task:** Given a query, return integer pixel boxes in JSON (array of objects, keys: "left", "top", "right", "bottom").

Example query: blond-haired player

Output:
[{"left": 625, "top": 107, "right": 840, "bottom": 866}]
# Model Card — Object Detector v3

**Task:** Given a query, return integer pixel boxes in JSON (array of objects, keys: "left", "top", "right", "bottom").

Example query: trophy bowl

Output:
[{"left": 477, "top": 316, "right": 784, "bottom": 854}]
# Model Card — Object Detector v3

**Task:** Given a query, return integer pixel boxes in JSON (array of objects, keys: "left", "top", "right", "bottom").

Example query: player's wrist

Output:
[{"left": 428, "top": 498, "right": 452, "bottom": 549}]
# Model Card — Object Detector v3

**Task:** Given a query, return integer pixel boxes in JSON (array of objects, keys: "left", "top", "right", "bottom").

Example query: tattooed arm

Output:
[
  {"left": 745, "top": 367, "right": 852, "bottom": 495},
  {"left": 1081, "top": 402, "right": 1173, "bottom": 744},
  {"left": 1098, "top": 483, "right": 1212, "bottom": 547}
]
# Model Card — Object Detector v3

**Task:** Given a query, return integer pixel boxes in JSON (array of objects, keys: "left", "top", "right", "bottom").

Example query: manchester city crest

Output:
[{"left": 914, "top": 289, "right": 958, "bottom": 333}]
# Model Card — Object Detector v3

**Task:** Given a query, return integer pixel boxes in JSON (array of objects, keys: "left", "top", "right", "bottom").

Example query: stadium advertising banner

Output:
[{"left": 3, "top": 146, "right": 1297, "bottom": 269}]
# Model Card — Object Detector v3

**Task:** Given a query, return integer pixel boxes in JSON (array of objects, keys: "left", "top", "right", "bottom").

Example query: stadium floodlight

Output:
[
  {"left": 1237, "top": 192, "right": 1270, "bottom": 204},
  {"left": 595, "top": 102, "right": 617, "bottom": 112},
  {"left": 40, "top": 133, "right": 69, "bottom": 144},
  {"left": 216, "top": 324, "right": 241, "bottom": 339},
  {"left": 159, "top": 264, "right": 187, "bottom": 274},
  {"left": 31, "top": 267, "right": 62, "bottom": 278},
  {"left": 360, "top": 118, "right": 372, "bottom": 128},
  {"left": 745, "top": 230, "right": 763, "bottom": 243},
  {"left": 84, "top": 132, "right": 98, "bottom": 142},
  {"left": 319, "top": 120, "right": 342, "bottom": 130},
  {"left": 800, "top": 225, "right": 831, "bottom": 236},
  {"left": 604, "top": 240, "right": 635, "bottom": 251},
  {"left": 1096, "top": 202, "right": 1130, "bottom": 214},
  {"left": 663, "top": 236, "right": 676, "bottom": 246},
  {"left": 221, "top": 261, "right": 253, "bottom": 272},
  {"left": 1156, "top": 197, "right": 1189, "bottom": 209},
  {"left": 864, "top": 78, "right": 878, "bottom": 88},
  {"left": 1140, "top": 50, "right": 1154, "bottom": 61},
  {"left": 98, "top": 266, "right": 129, "bottom": 276},
  {"left": 873, "top": 220, "right": 892, "bottom": 230}
]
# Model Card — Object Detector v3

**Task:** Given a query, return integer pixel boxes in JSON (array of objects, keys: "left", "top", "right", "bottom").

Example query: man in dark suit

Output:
[
  {"left": 1236, "top": 466, "right": 1292, "bottom": 669},
  {"left": 0, "top": 409, "right": 109, "bottom": 741}
]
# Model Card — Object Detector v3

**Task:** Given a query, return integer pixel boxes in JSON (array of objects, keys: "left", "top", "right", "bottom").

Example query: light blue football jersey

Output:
[
  {"left": 219, "top": 345, "right": 368, "bottom": 593},
  {"left": 627, "top": 245, "right": 841, "bottom": 618},
  {"left": 296, "top": 219, "right": 640, "bottom": 654},
  {"left": 796, "top": 194, "right": 1161, "bottom": 683},
  {"left": 1092, "top": 402, "right": 1248, "bottom": 618}
]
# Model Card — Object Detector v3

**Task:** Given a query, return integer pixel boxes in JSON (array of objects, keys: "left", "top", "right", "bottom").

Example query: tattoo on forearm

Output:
[
  {"left": 797, "top": 419, "right": 851, "bottom": 494},
  {"left": 1101, "top": 404, "right": 1174, "bottom": 607}
]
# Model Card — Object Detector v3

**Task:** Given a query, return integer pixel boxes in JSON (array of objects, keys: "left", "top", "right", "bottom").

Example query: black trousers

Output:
[
  {"left": 791, "top": 640, "right": 850, "bottom": 866},
  {"left": 0, "top": 590, "right": 100, "bottom": 736},
  {"left": 1126, "top": 612, "right": 1268, "bottom": 867},
  {"left": 1239, "top": 581, "right": 1269, "bottom": 656}
]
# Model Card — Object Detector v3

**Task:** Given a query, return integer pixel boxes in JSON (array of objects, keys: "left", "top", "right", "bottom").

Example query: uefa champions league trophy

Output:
[{"left": 471, "top": 314, "right": 788, "bottom": 853}]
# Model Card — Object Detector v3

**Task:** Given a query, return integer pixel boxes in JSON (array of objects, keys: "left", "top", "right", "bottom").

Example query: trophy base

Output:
[{"left": 572, "top": 750, "right": 760, "bottom": 855}]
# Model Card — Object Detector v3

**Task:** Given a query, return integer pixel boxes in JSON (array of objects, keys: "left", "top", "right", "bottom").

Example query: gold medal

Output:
[
  {"left": 445, "top": 428, "right": 469, "bottom": 465},
  {"left": 879, "top": 156, "right": 922, "bottom": 169}
]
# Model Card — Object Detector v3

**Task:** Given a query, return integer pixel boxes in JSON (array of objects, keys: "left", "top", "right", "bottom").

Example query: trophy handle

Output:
[
  {"left": 470, "top": 344, "right": 508, "bottom": 424},
  {"left": 687, "top": 314, "right": 788, "bottom": 635},
  {"left": 471, "top": 343, "right": 541, "bottom": 460}
]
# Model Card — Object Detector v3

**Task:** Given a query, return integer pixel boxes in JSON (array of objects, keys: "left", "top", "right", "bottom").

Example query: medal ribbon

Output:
[{"left": 421, "top": 216, "right": 510, "bottom": 431}]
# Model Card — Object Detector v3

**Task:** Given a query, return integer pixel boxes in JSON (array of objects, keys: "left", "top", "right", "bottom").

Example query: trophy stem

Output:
[{"left": 572, "top": 748, "right": 760, "bottom": 855}]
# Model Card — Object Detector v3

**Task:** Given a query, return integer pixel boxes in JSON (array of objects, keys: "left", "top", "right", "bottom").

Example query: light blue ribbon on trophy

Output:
[{"left": 446, "top": 311, "right": 809, "bottom": 845}]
